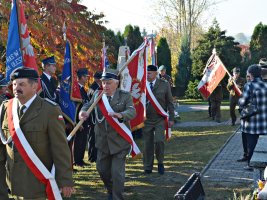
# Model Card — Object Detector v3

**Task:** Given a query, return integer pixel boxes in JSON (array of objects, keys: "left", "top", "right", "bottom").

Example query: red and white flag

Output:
[
  {"left": 19, "top": 0, "right": 38, "bottom": 71},
  {"left": 197, "top": 54, "right": 227, "bottom": 99},
  {"left": 120, "top": 41, "right": 148, "bottom": 130}
]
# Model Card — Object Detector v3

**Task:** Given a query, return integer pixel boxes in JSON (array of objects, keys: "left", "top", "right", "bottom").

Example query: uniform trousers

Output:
[
  {"left": 229, "top": 95, "right": 239, "bottom": 123},
  {"left": 96, "top": 148, "right": 129, "bottom": 200},
  {"left": 143, "top": 119, "right": 165, "bottom": 171},
  {"left": 210, "top": 100, "right": 221, "bottom": 121},
  {"left": 73, "top": 127, "right": 88, "bottom": 165},
  {"left": 246, "top": 134, "right": 260, "bottom": 164}
]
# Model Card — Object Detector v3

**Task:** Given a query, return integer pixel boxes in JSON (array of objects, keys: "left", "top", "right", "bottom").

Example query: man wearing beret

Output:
[
  {"left": 227, "top": 67, "right": 245, "bottom": 126},
  {"left": 39, "top": 56, "right": 58, "bottom": 103},
  {"left": 87, "top": 71, "right": 102, "bottom": 163},
  {"left": 0, "top": 67, "right": 74, "bottom": 199},
  {"left": 79, "top": 68, "right": 136, "bottom": 200},
  {"left": 143, "top": 65, "right": 174, "bottom": 175},
  {"left": 73, "top": 68, "right": 90, "bottom": 167}
]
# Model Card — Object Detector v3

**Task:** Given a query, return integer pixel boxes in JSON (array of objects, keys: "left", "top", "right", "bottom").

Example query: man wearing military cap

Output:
[
  {"left": 73, "top": 68, "right": 90, "bottom": 167},
  {"left": 0, "top": 67, "right": 74, "bottom": 199},
  {"left": 227, "top": 67, "right": 245, "bottom": 126},
  {"left": 79, "top": 68, "right": 136, "bottom": 200},
  {"left": 39, "top": 55, "right": 58, "bottom": 103},
  {"left": 143, "top": 64, "right": 175, "bottom": 175},
  {"left": 158, "top": 65, "right": 173, "bottom": 87}
]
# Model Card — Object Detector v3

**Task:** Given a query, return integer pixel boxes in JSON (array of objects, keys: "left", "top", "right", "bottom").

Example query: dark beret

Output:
[
  {"left": 101, "top": 69, "right": 119, "bottom": 80},
  {"left": 77, "top": 68, "right": 89, "bottom": 77},
  {"left": 147, "top": 65, "right": 158, "bottom": 71},
  {"left": 42, "top": 56, "right": 56, "bottom": 66},
  {"left": 94, "top": 71, "right": 102, "bottom": 79},
  {"left": 10, "top": 67, "right": 39, "bottom": 81}
]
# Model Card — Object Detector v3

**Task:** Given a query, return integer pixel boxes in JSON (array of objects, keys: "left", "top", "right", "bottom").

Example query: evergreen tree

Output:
[
  {"left": 191, "top": 20, "right": 242, "bottom": 81},
  {"left": 176, "top": 36, "right": 192, "bottom": 95},
  {"left": 157, "top": 37, "right": 172, "bottom": 75},
  {"left": 123, "top": 25, "right": 143, "bottom": 52},
  {"left": 103, "top": 29, "right": 123, "bottom": 68},
  {"left": 250, "top": 22, "right": 267, "bottom": 64}
]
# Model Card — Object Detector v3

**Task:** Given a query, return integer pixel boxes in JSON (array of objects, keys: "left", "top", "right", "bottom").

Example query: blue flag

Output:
[
  {"left": 6, "top": 0, "right": 23, "bottom": 82},
  {"left": 59, "top": 40, "right": 77, "bottom": 125}
]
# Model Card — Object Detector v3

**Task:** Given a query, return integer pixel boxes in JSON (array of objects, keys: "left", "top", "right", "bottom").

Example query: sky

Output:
[{"left": 81, "top": 0, "right": 267, "bottom": 37}]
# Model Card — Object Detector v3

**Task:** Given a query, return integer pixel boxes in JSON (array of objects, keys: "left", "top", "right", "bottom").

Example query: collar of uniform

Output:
[
  {"left": 148, "top": 79, "right": 156, "bottom": 87},
  {"left": 18, "top": 94, "right": 37, "bottom": 112},
  {"left": 43, "top": 72, "right": 52, "bottom": 80}
]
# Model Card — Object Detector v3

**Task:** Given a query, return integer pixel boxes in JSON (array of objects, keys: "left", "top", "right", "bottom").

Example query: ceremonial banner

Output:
[
  {"left": 59, "top": 40, "right": 81, "bottom": 125},
  {"left": 6, "top": 0, "right": 23, "bottom": 81},
  {"left": 6, "top": 0, "right": 38, "bottom": 82},
  {"left": 197, "top": 54, "right": 227, "bottom": 99},
  {"left": 120, "top": 41, "right": 147, "bottom": 130}
]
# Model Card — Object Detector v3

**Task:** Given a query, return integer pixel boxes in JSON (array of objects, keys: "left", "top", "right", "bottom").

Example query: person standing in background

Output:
[
  {"left": 73, "top": 68, "right": 90, "bottom": 167},
  {"left": 226, "top": 67, "right": 245, "bottom": 126},
  {"left": 39, "top": 56, "right": 58, "bottom": 103}
]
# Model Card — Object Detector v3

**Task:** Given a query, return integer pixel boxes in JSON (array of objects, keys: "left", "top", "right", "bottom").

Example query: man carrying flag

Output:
[{"left": 79, "top": 69, "right": 137, "bottom": 200}]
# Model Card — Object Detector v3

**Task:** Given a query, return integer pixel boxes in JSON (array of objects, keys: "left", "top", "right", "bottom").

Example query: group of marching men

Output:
[{"left": 0, "top": 54, "right": 175, "bottom": 200}]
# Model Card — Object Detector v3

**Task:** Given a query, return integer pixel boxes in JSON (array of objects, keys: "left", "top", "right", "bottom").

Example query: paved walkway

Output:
[
  {"left": 175, "top": 104, "right": 254, "bottom": 184},
  {"left": 201, "top": 128, "right": 254, "bottom": 183}
]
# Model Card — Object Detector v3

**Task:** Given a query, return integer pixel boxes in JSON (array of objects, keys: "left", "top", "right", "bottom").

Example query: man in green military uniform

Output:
[
  {"left": 227, "top": 67, "right": 245, "bottom": 125},
  {"left": 0, "top": 67, "right": 74, "bottom": 199},
  {"left": 143, "top": 65, "right": 175, "bottom": 175},
  {"left": 79, "top": 68, "right": 136, "bottom": 200}
]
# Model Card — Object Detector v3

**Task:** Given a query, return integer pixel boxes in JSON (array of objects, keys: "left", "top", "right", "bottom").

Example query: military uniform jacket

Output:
[
  {"left": 227, "top": 76, "right": 245, "bottom": 97},
  {"left": 81, "top": 89, "right": 136, "bottom": 155},
  {"left": 146, "top": 78, "right": 175, "bottom": 124},
  {"left": 0, "top": 96, "right": 73, "bottom": 198},
  {"left": 39, "top": 73, "right": 58, "bottom": 102}
]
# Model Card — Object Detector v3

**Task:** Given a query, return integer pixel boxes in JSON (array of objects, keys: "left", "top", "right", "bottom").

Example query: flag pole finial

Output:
[
  {"left": 62, "top": 21, "right": 67, "bottom": 41},
  {"left": 212, "top": 48, "right": 216, "bottom": 55}
]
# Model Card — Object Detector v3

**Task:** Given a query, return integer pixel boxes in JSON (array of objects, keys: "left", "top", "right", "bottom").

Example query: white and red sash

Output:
[
  {"left": 146, "top": 82, "right": 171, "bottom": 140},
  {"left": 7, "top": 98, "right": 62, "bottom": 200},
  {"left": 98, "top": 94, "right": 141, "bottom": 158}
]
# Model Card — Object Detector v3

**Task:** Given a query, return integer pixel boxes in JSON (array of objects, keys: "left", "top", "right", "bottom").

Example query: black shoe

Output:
[
  {"left": 237, "top": 157, "right": 248, "bottom": 162},
  {"left": 243, "top": 165, "right": 253, "bottom": 171},
  {"left": 144, "top": 170, "right": 152, "bottom": 174},
  {"left": 158, "top": 164, "right": 165, "bottom": 175}
]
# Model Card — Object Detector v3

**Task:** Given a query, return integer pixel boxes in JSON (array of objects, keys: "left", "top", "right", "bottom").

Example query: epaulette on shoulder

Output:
[{"left": 44, "top": 98, "right": 57, "bottom": 106}]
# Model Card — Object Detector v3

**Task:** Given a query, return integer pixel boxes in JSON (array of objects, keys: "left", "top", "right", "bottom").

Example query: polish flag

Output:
[{"left": 197, "top": 54, "right": 227, "bottom": 99}]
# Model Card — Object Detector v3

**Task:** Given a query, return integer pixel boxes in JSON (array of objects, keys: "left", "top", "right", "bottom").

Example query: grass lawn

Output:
[
  {"left": 179, "top": 109, "right": 234, "bottom": 122},
  {"left": 178, "top": 99, "right": 230, "bottom": 106},
  {"left": 70, "top": 125, "right": 252, "bottom": 200}
]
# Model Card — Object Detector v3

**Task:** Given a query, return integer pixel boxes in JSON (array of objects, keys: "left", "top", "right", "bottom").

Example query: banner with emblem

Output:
[
  {"left": 120, "top": 41, "right": 147, "bottom": 130},
  {"left": 197, "top": 52, "right": 227, "bottom": 99},
  {"left": 59, "top": 40, "right": 81, "bottom": 125},
  {"left": 6, "top": 0, "right": 39, "bottom": 83}
]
